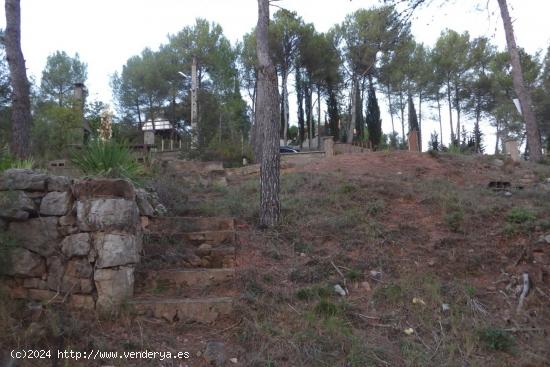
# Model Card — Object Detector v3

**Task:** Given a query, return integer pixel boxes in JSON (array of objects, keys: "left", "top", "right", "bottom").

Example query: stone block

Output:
[
  {"left": 9, "top": 217, "right": 60, "bottom": 256},
  {"left": 68, "top": 294, "right": 95, "bottom": 310},
  {"left": 23, "top": 278, "right": 48, "bottom": 289},
  {"left": 79, "top": 279, "right": 94, "bottom": 294},
  {"left": 2, "top": 248, "right": 46, "bottom": 277},
  {"left": 0, "top": 169, "right": 47, "bottom": 191},
  {"left": 0, "top": 191, "right": 36, "bottom": 220},
  {"left": 40, "top": 191, "right": 72, "bottom": 216},
  {"left": 59, "top": 215, "right": 77, "bottom": 226},
  {"left": 46, "top": 256, "right": 64, "bottom": 291},
  {"left": 72, "top": 178, "right": 135, "bottom": 200},
  {"left": 77, "top": 198, "right": 139, "bottom": 232},
  {"left": 94, "top": 266, "right": 134, "bottom": 310},
  {"left": 28, "top": 289, "right": 58, "bottom": 302},
  {"left": 65, "top": 258, "right": 93, "bottom": 278},
  {"left": 46, "top": 175, "right": 72, "bottom": 192},
  {"left": 135, "top": 189, "right": 154, "bottom": 217},
  {"left": 61, "top": 233, "right": 91, "bottom": 258},
  {"left": 94, "top": 233, "right": 140, "bottom": 268}
]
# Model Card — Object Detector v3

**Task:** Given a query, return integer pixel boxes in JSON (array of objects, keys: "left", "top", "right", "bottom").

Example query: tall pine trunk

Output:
[
  {"left": 305, "top": 82, "right": 312, "bottom": 149},
  {"left": 5, "top": 0, "right": 32, "bottom": 159},
  {"left": 347, "top": 75, "right": 357, "bottom": 143},
  {"left": 256, "top": 0, "right": 280, "bottom": 227},
  {"left": 317, "top": 86, "right": 321, "bottom": 149},
  {"left": 497, "top": 0, "right": 542, "bottom": 161},
  {"left": 281, "top": 68, "right": 289, "bottom": 145},
  {"left": 295, "top": 68, "right": 305, "bottom": 148},
  {"left": 437, "top": 97, "right": 443, "bottom": 147},
  {"left": 418, "top": 92, "right": 422, "bottom": 150},
  {"left": 455, "top": 84, "right": 461, "bottom": 142},
  {"left": 446, "top": 79, "right": 455, "bottom": 143},
  {"left": 399, "top": 90, "right": 405, "bottom": 143},
  {"left": 386, "top": 84, "right": 395, "bottom": 137}
]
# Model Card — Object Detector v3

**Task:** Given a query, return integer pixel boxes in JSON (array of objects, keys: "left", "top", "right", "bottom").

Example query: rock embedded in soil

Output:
[{"left": 204, "top": 341, "right": 226, "bottom": 366}]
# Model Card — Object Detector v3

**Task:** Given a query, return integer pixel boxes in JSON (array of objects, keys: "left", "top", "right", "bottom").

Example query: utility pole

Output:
[{"left": 191, "top": 55, "right": 198, "bottom": 148}]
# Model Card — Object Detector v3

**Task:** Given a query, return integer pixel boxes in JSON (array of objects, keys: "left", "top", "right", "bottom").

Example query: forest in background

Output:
[{"left": 0, "top": 4, "right": 549, "bottom": 162}]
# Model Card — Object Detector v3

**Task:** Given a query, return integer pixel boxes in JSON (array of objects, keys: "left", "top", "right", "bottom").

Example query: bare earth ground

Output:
[{"left": 2, "top": 151, "right": 550, "bottom": 366}]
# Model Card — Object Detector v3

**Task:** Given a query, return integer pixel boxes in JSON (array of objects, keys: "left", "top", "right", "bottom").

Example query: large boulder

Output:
[
  {"left": 94, "top": 266, "right": 134, "bottom": 310},
  {"left": 1, "top": 247, "right": 46, "bottom": 277},
  {"left": 77, "top": 199, "right": 139, "bottom": 232},
  {"left": 72, "top": 178, "right": 135, "bottom": 200},
  {"left": 0, "top": 191, "right": 36, "bottom": 220},
  {"left": 9, "top": 217, "right": 60, "bottom": 256},
  {"left": 0, "top": 169, "right": 47, "bottom": 191},
  {"left": 94, "top": 233, "right": 140, "bottom": 268},
  {"left": 40, "top": 191, "right": 72, "bottom": 216},
  {"left": 61, "top": 233, "right": 91, "bottom": 258}
]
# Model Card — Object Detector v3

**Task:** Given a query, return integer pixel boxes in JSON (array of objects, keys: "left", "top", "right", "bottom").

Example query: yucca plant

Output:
[
  {"left": 0, "top": 146, "right": 34, "bottom": 172},
  {"left": 71, "top": 140, "right": 144, "bottom": 182}
]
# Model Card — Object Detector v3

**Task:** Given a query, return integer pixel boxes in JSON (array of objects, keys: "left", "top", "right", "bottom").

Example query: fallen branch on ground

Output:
[{"left": 516, "top": 272, "right": 530, "bottom": 313}]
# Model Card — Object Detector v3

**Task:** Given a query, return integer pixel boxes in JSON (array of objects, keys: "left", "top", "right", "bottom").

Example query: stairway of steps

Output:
[{"left": 130, "top": 216, "right": 238, "bottom": 323}]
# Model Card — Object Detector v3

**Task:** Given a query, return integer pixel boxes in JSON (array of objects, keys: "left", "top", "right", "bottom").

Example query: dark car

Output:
[{"left": 280, "top": 146, "right": 299, "bottom": 153}]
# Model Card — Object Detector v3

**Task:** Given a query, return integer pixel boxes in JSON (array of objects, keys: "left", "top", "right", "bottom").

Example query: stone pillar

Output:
[
  {"left": 322, "top": 137, "right": 334, "bottom": 157},
  {"left": 0, "top": 170, "right": 149, "bottom": 312},
  {"left": 408, "top": 130, "right": 420, "bottom": 152},
  {"left": 505, "top": 139, "right": 520, "bottom": 161}
]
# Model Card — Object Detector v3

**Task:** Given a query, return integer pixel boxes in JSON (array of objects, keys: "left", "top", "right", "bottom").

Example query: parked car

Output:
[{"left": 280, "top": 146, "right": 299, "bottom": 153}]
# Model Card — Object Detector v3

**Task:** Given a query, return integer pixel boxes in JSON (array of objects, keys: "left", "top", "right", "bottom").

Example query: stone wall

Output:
[{"left": 0, "top": 169, "right": 152, "bottom": 311}]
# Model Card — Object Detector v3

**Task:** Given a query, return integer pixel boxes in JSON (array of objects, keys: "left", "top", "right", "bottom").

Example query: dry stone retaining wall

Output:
[{"left": 0, "top": 169, "right": 152, "bottom": 311}]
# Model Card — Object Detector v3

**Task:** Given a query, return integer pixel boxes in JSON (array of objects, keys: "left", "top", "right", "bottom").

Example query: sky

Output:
[{"left": 1, "top": 0, "right": 550, "bottom": 151}]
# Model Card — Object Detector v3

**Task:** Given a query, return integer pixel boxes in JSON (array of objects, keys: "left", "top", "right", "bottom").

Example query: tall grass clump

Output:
[
  {"left": 0, "top": 147, "right": 34, "bottom": 172},
  {"left": 71, "top": 140, "right": 144, "bottom": 181}
]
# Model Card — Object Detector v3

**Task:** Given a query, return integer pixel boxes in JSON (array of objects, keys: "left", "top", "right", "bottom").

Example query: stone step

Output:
[
  {"left": 144, "top": 216, "right": 235, "bottom": 234},
  {"left": 141, "top": 245, "right": 236, "bottom": 270},
  {"left": 142, "top": 268, "right": 235, "bottom": 289},
  {"left": 146, "top": 230, "right": 236, "bottom": 245},
  {"left": 130, "top": 296, "right": 234, "bottom": 323}
]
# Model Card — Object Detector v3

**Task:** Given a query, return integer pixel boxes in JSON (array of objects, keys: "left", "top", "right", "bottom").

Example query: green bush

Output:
[
  {"left": 0, "top": 232, "right": 17, "bottom": 275},
  {"left": 478, "top": 327, "right": 514, "bottom": 352},
  {"left": 71, "top": 140, "right": 144, "bottom": 181},
  {"left": 506, "top": 208, "right": 536, "bottom": 224}
]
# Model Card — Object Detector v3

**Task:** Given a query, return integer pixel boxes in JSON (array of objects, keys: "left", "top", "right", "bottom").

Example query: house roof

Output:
[{"left": 142, "top": 120, "right": 173, "bottom": 131}]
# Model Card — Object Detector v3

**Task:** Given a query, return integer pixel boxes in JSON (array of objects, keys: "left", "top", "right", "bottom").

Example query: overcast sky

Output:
[{"left": 1, "top": 0, "right": 549, "bottom": 150}]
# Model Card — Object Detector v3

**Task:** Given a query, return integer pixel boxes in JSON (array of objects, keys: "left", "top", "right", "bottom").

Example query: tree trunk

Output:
[
  {"left": 399, "top": 90, "right": 405, "bottom": 143},
  {"left": 347, "top": 75, "right": 357, "bottom": 144},
  {"left": 418, "top": 92, "right": 422, "bottom": 151},
  {"left": 497, "top": 0, "right": 542, "bottom": 161},
  {"left": 281, "top": 69, "right": 289, "bottom": 145},
  {"left": 437, "top": 97, "right": 443, "bottom": 147},
  {"left": 305, "top": 83, "right": 312, "bottom": 149},
  {"left": 191, "top": 55, "right": 199, "bottom": 148},
  {"left": 446, "top": 79, "right": 455, "bottom": 143},
  {"left": 256, "top": 0, "right": 280, "bottom": 227},
  {"left": 495, "top": 119, "right": 501, "bottom": 154},
  {"left": 455, "top": 83, "right": 461, "bottom": 142},
  {"left": 317, "top": 85, "right": 321, "bottom": 149},
  {"left": 386, "top": 84, "right": 395, "bottom": 137},
  {"left": 5, "top": 0, "right": 32, "bottom": 159},
  {"left": 296, "top": 67, "right": 305, "bottom": 148}
]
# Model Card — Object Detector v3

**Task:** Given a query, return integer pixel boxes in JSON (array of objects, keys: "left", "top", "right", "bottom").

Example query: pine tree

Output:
[
  {"left": 407, "top": 95, "right": 419, "bottom": 132},
  {"left": 365, "top": 82, "right": 382, "bottom": 150}
]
